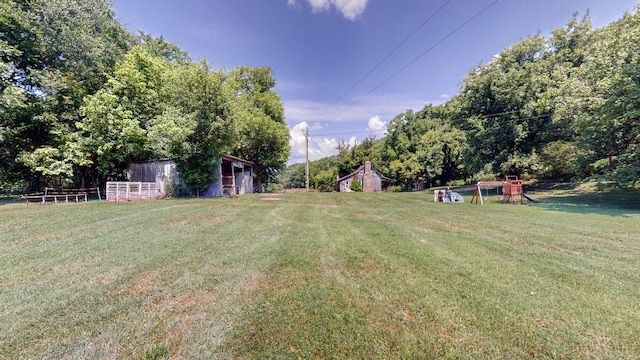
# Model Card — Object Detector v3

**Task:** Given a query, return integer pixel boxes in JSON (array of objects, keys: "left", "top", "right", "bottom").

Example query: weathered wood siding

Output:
[
  {"left": 338, "top": 161, "right": 391, "bottom": 192},
  {"left": 370, "top": 172, "right": 384, "bottom": 192},
  {"left": 128, "top": 159, "right": 183, "bottom": 196},
  {"left": 235, "top": 168, "right": 253, "bottom": 194}
]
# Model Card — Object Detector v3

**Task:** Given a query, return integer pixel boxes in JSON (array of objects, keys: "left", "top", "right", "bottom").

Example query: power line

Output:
[
  {"left": 334, "top": 0, "right": 452, "bottom": 105},
  {"left": 310, "top": 110, "right": 551, "bottom": 138},
  {"left": 297, "top": 109, "right": 551, "bottom": 164},
  {"left": 312, "top": 110, "right": 544, "bottom": 137},
  {"left": 332, "top": 0, "right": 499, "bottom": 120},
  {"left": 360, "top": 0, "right": 498, "bottom": 101},
  {"left": 296, "top": 1, "right": 554, "bottom": 161},
  {"left": 313, "top": 129, "right": 384, "bottom": 137},
  {"left": 309, "top": 137, "right": 320, "bottom": 146}
]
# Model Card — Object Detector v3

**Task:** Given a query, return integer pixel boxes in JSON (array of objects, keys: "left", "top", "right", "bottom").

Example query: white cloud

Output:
[
  {"left": 308, "top": 122, "right": 328, "bottom": 131},
  {"left": 366, "top": 115, "right": 387, "bottom": 138},
  {"left": 288, "top": 0, "right": 369, "bottom": 20},
  {"left": 331, "top": 0, "right": 368, "bottom": 20},
  {"left": 308, "top": 0, "right": 331, "bottom": 13},
  {"left": 289, "top": 121, "right": 354, "bottom": 164},
  {"left": 289, "top": 122, "right": 308, "bottom": 162},
  {"left": 284, "top": 92, "right": 447, "bottom": 164},
  {"left": 283, "top": 93, "right": 432, "bottom": 124}
]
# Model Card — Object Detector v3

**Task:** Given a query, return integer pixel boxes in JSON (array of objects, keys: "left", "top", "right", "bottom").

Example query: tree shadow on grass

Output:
[
  {"left": 0, "top": 197, "right": 21, "bottom": 206},
  {"left": 533, "top": 190, "right": 640, "bottom": 217}
]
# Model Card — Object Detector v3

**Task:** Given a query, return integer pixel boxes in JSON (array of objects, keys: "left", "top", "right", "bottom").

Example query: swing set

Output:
[{"left": 470, "top": 176, "right": 527, "bottom": 205}]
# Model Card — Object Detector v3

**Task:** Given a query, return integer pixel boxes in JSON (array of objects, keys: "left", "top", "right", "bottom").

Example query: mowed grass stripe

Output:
[
  {"left": 1, "top": 198, "right": 275, "bottom": 358},
  {"left": 1, "top": 192, "right": 639, "bottom": 358},
  {"left": 227, "top": 193, "right": 640, "bottom": 359}
]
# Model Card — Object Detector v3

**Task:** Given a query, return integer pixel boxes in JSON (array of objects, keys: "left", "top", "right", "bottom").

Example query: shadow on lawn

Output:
[
  {"left": 533, "top": 190, "right": 640, "bottom": 217},
  {"left": 449, "top": 183, "right": 640, "bottom": 217},
  {"left": 0, "top": 197, "right": 19, "bottom": 205}
]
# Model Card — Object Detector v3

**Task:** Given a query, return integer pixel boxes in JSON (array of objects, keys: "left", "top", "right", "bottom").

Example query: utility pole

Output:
[{"left": 305, "top": 126, "right": 309, "bottom": 191}]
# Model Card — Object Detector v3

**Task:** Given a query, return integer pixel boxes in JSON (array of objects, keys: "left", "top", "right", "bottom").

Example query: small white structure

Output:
[
  {"left": 434, "top": 189, "right": 464, "bottom": 203},
  {"left": 106, "top": 182, "right": 160, "bottom": 202}
]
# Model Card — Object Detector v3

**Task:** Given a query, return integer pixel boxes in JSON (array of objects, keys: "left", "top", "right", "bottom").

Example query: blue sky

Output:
[{"left": 112, "top": 0, "right": 639, "bottom": 164}]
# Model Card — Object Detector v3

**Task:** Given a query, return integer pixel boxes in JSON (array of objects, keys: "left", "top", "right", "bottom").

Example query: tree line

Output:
[
  {"left": 1, "top": 0, "right": 290, "bottom": 194},
  {"left": 283, "top": 8, "right": 640, "bottom": 190}
]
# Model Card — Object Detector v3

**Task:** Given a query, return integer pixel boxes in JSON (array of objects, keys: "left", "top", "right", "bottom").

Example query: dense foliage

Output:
[
  {"left": 4, "top": 2, "right": 640, "bottom": 193},
  {"left": 1, "top": 0, "right": 289, "bottom": 194},
  {"left": 284, "top": 8, "right": 640, "bottom": 190}
]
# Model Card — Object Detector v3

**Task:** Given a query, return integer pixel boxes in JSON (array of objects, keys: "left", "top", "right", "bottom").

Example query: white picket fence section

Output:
[{"left": 106, "top": 181, "right": 160, "bottom": 202}]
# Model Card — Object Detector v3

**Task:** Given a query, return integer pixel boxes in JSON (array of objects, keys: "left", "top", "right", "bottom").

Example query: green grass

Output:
[{"left": 1, "top": 190, "right": 639, "bottom": 359}]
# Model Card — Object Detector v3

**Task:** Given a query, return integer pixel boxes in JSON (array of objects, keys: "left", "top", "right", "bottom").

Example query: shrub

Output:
[
  {"left": 351, "top": 180, "right": 362, "bottom": 192},
  {"left": 264, "top": 182, "right": 284, "bottom": 193},
  {"left": 163, "top": 179, "right": 175, "bottom": 198},
  {"left": 314, "top": 168, "right": 338, "bottom": 192}
]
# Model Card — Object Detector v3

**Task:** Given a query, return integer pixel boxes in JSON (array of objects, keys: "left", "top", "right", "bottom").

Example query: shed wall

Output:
[{"left": 128, "top": 160, "right": 183, "bottom": 196}]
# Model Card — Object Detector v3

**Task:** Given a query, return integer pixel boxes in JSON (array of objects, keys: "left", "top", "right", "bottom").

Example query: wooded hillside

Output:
[
  {"left": 285, "top": 8, "right": 640, "bottom": 190},
  {"left": 1, "top": 0, "right": 290, "bottom": 194}
]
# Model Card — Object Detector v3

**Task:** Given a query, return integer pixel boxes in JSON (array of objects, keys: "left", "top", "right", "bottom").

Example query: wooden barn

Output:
[
  {"left": 206, "top": 155, "right": 253, "bottom": 197},
  {"left": 337, "top": 161, "right": 393, "bottom": 192},
  {"left": 128, "top": 155, "right": 253, "bottom": 197}
]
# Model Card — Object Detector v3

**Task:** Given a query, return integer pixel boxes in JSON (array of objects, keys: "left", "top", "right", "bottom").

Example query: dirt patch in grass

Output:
[
  {"left": 259, "top": 194, "right": 284, "bottom": 201},
  {"left": 313, "top": 204, "right": 348, "bottom": 208},
  {"left": 97, "top": 266, "right": 127, "bottom": 286},
  {"left": 410, "top": 219, "right": 469, "bottom": 233},
  {"left": 166, "top": 213, "right": 229, "bottom": 226},
  {"left": 154, "top": 290, "right": 220, "bottom": 314},
  {"left": 246, "top": 272, "right": 268, "bottom": 292},
  {"left": 415, "top": 226, "right": 440, "bottom": 234},
  {"left": 121, "top": 270, "right": 163, "bottom": 296}
]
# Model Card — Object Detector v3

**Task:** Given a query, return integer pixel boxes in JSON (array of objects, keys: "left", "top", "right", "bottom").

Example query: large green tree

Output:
[
  {"left": 166, "top": 60, "right": 235, "bottom": 194},
  {"left": 377, "top": 105, "right": 464, "bottom": 189},
  {"left": 230, "top": 66, "right": 290, "bottom": 191},
  {"left": 73, "top": 46, "right": 169, "bottom": 185},
  {"left": 455, "top": 34, "right": 554, "bottom": 178},
  {"left": 1, "top": 0, "right": 132, "bottom": 189},
  {"left": 572, "top": 8, "right": 640, "bottom": 185}
]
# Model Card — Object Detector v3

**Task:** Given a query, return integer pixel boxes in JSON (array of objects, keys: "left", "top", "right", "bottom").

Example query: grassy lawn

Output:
[{"left": 1, "top": 190, "right": 639, "bottom": 359}]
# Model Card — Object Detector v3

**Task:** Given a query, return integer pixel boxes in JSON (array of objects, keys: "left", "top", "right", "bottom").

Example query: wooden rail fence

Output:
[{"left": 23, "top": 187, "right": 97, "bottom": 204}]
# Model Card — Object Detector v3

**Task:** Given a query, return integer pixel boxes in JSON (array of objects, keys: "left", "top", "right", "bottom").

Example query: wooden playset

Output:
[{"left": 470, "top": 176, "right": 526, "bottom": 205}]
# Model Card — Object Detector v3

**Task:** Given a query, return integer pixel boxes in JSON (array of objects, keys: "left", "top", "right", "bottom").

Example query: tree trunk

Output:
[
  {"left": 255, "top": 174, "right": 262, "bottom": 193},
  {"left": 80, "top": 169, "right": 86, "bottom": 190}
]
